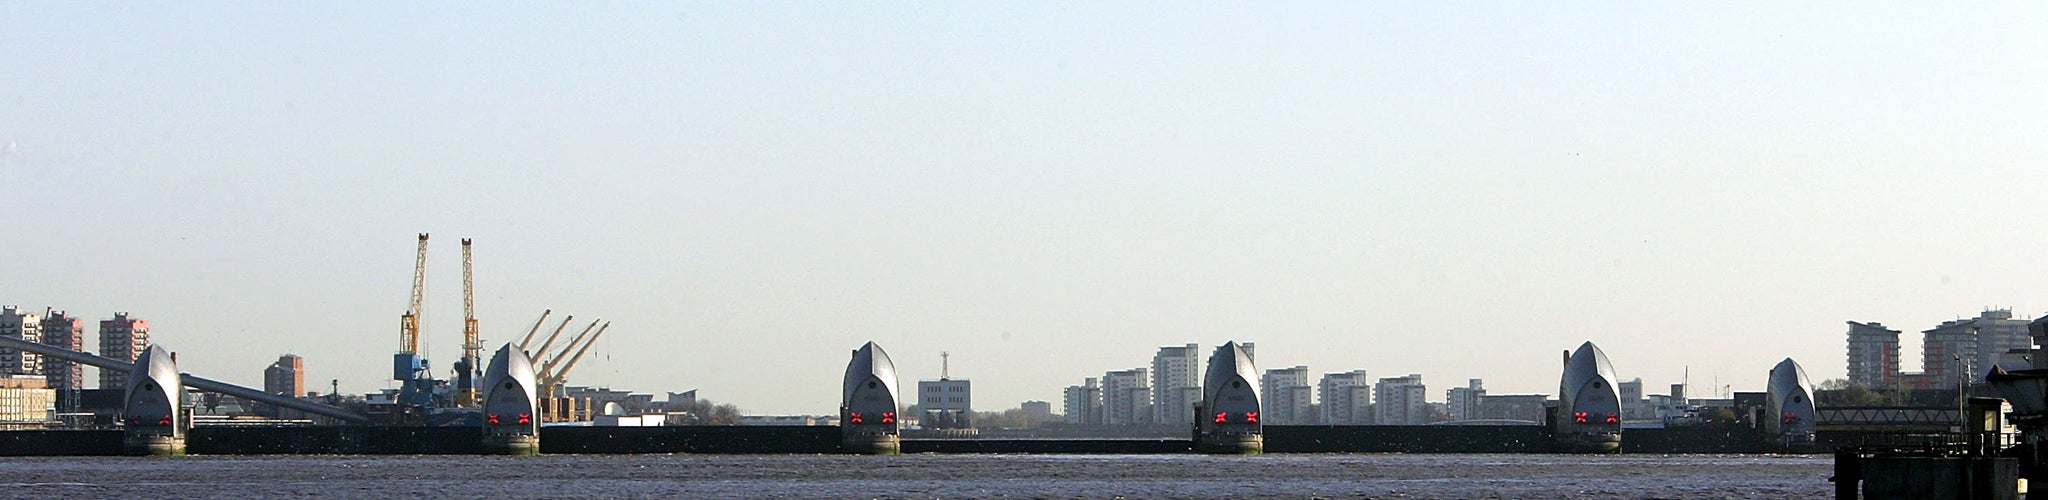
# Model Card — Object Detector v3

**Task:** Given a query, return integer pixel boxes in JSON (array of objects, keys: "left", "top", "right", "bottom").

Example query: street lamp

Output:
[{"left": 1957, "top": 353, "right": 1967, "bottom": 434}]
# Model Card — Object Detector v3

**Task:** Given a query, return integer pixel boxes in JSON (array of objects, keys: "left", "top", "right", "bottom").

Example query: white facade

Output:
[
  {"left": 1375, "top": 374, "right": 1427, "bottom": 425},
  {"left": 1062, "top": 378, "right": 1102, "bottom": 424},
  {"left": 1261, "top": 365, "right": 1312, "bottom": 425},
  {"left": 0, "top": 306, "right": 40, "bottom": 376},
  {"left": 0, "top": 376, "right": 51, "bottom": 426},
  {"left": 1618, "top": 378, "right": 1645, "bottom": 419},
  {"left": 1151, "top": 343, "right": 1200, "bottom": 425},
  {"left": 917, "top": 378, "right": 972, "bottom": 428},
  {"left": 1446, "top": 378, "right": 1484, "bottom": 422},
  {"left": 1101, "top": 368, "right": 1150, "bottom": 425},
  {"left": 1318, "top": 370, "right": 1370, "bottom": 424}
]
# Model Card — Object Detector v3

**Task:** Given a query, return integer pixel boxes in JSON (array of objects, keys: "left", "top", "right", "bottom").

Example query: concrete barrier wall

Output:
[
  {"left": 1265, "top": 425, "right": 1552, "bottom": 453},
  {"left": 0, "top": 430, "right": 124, "bottom": 456},
  {"left": 542, "top": 426, "right": 840, "bottom": 454},
  {"left": 0, "top": 424, "right": 1873, "bottom": 456}
]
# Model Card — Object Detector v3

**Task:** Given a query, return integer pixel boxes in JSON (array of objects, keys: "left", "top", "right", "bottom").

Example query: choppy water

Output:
[{"left": 0, "top": 453, "right": 1830, "bottom": 499}]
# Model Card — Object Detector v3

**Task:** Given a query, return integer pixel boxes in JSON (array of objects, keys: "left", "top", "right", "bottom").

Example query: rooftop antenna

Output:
[{"left": 941, "top": 351, "right": 950, "bottom": 380}]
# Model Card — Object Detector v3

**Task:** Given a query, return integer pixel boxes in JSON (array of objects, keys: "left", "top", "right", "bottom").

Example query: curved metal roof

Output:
[
  {"left": 1768, "top": 357, "right": 1813, "bottom": 408},
  {"left": 1202, "top": 341, "right": 1261, "bottom": 405},
  {"left": 1560, "top": 341, "right": 1618, "bottom": 404},
  {"left": 484, "top": 342, "right": 538, "bottom": 408},
  {"left": 129, "top": 345, "right": 180, "bottom": 393},
  {"left": 843, "top": 341, "right": 900, "bottom": 404}
]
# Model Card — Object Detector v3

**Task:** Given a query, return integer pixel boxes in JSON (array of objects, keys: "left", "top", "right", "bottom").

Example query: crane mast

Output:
[
  {"left": 455, "top": 238, "right": 481, "bottom": 406},
  {"left": 393, "top": 233, "right": 436, "bottom": 408},
  {"left": 400, "top": 233, "right": 428, "bottom": 355}
]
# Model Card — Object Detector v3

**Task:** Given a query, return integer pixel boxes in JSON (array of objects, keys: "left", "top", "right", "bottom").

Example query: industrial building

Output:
[
  {"left": 1020, "top": 400, "right": 1053, "bottom": 420},
  {"left": 1477, "top": 394, "right": 1548, "bottom": 422},
  {"left": 95, "top": 312, "right": 148, "bottom": 390},
  {"left": 0, "top": 375, "right": 52, "bottom": 427},
  {"left": 1261, "top": 365, "right": 1311, "bottom": 425},
  {"left": 917, "top": 353, "right": 971, "bottom": 429},
  {"left": 0, "top": 306, "right": 41, "bottom": 375},
  {"left": 1318, "top": 370, "right": 1371, "bottom": 424}
]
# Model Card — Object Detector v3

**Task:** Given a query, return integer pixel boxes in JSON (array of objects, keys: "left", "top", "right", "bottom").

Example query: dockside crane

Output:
[
  {"left": 453, "top": 238, "right": 482, "bottom": 407},
  {"left": 515, "top": 309, "right": 552, "bottom": 351},
  {"left": 395, "top": 233, "right": 436, "bottom": 406},
  {"left": 527, "top": 315, "right": 577, "bottom": 360},
  {"left": 537, "top": 319, "right": 601, "bottom": 381},
  {"left": 537, "top": 321, "right": 611, "bottom": 397}
]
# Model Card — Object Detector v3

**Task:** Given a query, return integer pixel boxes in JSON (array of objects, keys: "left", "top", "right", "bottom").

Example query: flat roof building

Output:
[
  {"left": 97, "top": 313, "right": 149, "bottom": 390},
  {"left": 0, "top": 306, "right": 41, "bottom": 376},
  {"left": 1319, "top": 370, "right": 1370, "bottom": 424},
  {"left": 1150, "top": 343, "right": 1201, "bottom": 426},
  {"left": 1846, "top": 321, "right": 1901, "bottom": 388}
]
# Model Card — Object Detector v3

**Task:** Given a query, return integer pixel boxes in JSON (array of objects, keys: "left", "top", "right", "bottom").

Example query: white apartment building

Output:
[
  {"left": 1102, "top": 368, "right": 1151, "bottom": 425},
  {"left": 1261, "top": 365, "right": 1312, "bottom": 425},
  {"left": 1318, "top": 370, "right": 1371, "bottom": 424},
  {"left": 1375, "top": 374, "right": 1427, "bottom": 425},
  {"left": 1063, "top": 378, "right": 1102, "bottom": 424},
  {"left": 1446, "top": 378, "right": 1484, "bottom": 422},
  {"left": 1151, "top": 343, "right": 1201, "bottom": 425}
]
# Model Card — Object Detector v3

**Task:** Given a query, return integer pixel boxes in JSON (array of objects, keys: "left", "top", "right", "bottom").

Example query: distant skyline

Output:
[{"left": 4, "top": 4, "right": 2046, "bottom": 414}]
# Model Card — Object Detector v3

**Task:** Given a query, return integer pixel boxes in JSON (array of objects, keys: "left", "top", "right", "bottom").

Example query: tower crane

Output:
[
  {"left": 394, "top": 233, "right": 436, "bottom": 406},
  {"left": 453, "top": 238, "right": 482, "bottom": 406}
]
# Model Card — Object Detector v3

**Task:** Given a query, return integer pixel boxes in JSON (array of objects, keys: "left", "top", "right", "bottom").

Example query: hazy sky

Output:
[{"left": 4, "top": 4, "right": 2046, "bottom": 415}]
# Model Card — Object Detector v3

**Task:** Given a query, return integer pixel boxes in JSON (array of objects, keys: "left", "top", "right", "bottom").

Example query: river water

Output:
[{"left": 0, "top": 453, "right": 1829, "bottom": 499}]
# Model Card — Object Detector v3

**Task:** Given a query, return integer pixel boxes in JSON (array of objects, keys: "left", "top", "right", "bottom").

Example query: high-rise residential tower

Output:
[
  {"left": 265, "top": 354, "right": 305, "bottom": 397},
  {"left": 1375, "top": 374, "right": 1427, "bottom": 425},
  {"left": 1150, "top": 343, "right": 1202, "bottom": 426},
  {"left": 38, "top": 310, "right": 82, "bottom": 393},
  {"left": 1318, "top": 370, "right": 1371, "bottom": 424},
  {"left": 1261, "top": 365, "right": 1312, "bottom": 424},
  {"left": 1846, "top": 321, "right": 1901, "bottom": 387},
  {"left": 1101, "top": 368, "right": 1151, "bottom": 425},
  {"left": 1922, "top": 309, "right": 2030, "bottom": 384},
  {"left": 1062, "top": 377, "right": 1102, "bottom": 424},
  {"left": 97, "top": 313, "right": 149, "bottom": 389},
  {"left": 0, "top": 306, "right": 41, "bottom": 375}
]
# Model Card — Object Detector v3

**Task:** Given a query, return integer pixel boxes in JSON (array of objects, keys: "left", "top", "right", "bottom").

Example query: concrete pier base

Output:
[
  {"left": 841, "top": 434, "right": 901, "bottom": 455},
  {"left": 123, "top": 434, "right": 184, "bottom": 456},
  {"left": 1555, "top": 433, "right": 1621, "bottom": 454},
  {"left": 1859, "top": 456, "right": 2019, "bottom": 499},
  {"left": 1197, "top": 433, "right": 1263, "bottom": 454},
  {"left": 481, "top": 434, "right": 540, "bottom": 456}
]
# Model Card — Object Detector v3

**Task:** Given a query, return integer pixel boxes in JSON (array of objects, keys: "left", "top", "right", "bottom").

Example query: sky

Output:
[{"left": 3, "top": 3, "right": 2046, "bottom": 415}]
